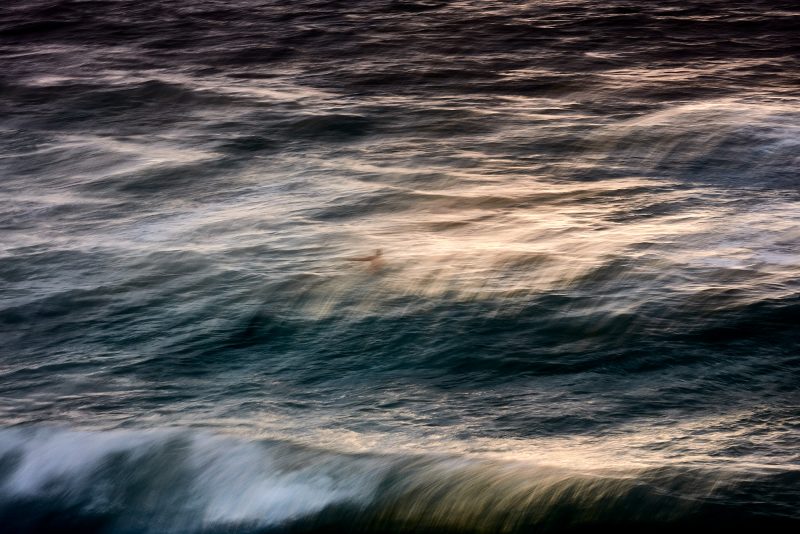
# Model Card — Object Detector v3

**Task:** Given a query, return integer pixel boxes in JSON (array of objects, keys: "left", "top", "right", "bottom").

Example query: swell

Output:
[
  {"left": 0, "top": 0, "right": 797, "bottom": 528},
  {"left": 0, "top": 428, "right": 797, "bottom": 534},
  {"left": 2, "top": 1, "right": 798, "bottom": 101},
  {"left": 584, "top": 99, "right": 800, "bottom": 188},
  {"left": 2, "top": 246, "right": 797, "bottom": 385}
]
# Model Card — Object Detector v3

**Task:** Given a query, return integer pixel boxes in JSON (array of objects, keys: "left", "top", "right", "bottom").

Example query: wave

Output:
[
  {"left": 586, "top": 98, "right": 800, "bottom": 187},
  {"left": 0, "top": 427, "right": 797, "bottom": 533}
]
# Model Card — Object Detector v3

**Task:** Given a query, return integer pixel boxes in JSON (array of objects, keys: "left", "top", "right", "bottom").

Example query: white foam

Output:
[{"left": 0, "top": 428, "right": 378, "bottom": 529}]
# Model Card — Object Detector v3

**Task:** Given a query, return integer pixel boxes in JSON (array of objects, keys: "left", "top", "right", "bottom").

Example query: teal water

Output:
[{"left": 0, "top": 1, "right": 798, "bottom": 532}]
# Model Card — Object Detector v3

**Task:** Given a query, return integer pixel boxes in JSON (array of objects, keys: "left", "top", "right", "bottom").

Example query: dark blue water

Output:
[{"left": 1, "top": 1, "right": 799, "bottom": 532}]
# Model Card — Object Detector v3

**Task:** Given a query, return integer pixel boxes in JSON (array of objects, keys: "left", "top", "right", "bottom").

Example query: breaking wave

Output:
[{"left": 0, "top": 428, "right": 798, "bottom": 533}]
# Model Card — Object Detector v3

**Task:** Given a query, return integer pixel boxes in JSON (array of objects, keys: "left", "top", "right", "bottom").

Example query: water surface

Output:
[{"left": 0, "top": 1, "right": 798, "bottom": 532}]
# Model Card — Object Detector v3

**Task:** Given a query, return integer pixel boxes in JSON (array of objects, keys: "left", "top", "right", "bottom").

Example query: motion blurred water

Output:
[{"left": 0, "top": 1, "right": 798, "bottom": 532}]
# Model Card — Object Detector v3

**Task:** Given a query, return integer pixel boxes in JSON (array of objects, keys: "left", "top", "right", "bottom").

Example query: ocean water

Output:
[{"left": 0, "top": 0, "right": 799, "bottom": 532}]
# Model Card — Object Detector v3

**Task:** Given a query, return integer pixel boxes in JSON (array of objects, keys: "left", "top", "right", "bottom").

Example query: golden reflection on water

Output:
[
  {"left": 256, "top": 95, "right": 800, "bottom": 319},
  {"left": 198, "top": 404, "right": 800, "bottom": 478},
  {"left": 292, "top": 178, "right": 797, "bottom": 319}
]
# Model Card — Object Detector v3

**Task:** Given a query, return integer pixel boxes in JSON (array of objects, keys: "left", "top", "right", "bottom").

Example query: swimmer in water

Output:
[{"left": 345, "top": 249, "right": 385, "bottom": 272}]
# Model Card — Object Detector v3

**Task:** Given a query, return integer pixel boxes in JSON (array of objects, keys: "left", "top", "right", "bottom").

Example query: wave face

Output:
[
  {"left": 0, "top": 428, "right": 797, "bottom": 534},
  {"left": 1, "top": 0, "right": 799, "bottom": 532}
]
